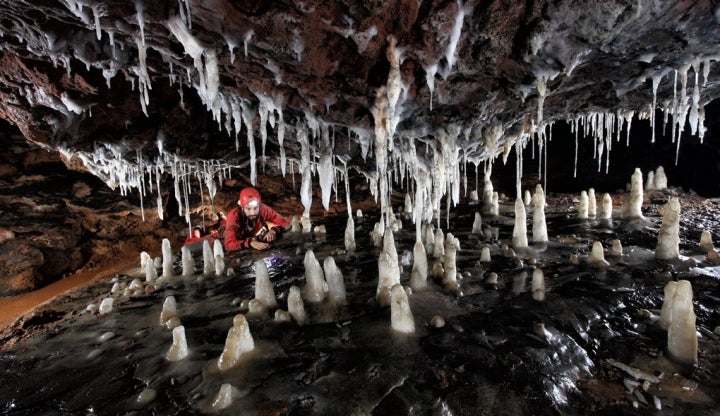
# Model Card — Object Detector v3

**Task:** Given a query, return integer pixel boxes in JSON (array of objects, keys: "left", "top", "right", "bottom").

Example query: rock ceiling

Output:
[{"left": 1, "top": 0, "right": 720, "bottom": 213}]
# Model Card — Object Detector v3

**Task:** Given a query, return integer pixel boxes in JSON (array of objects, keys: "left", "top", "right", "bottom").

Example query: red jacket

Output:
[{"left": 223, "top": 203, "right": 291, "bottom": 250}]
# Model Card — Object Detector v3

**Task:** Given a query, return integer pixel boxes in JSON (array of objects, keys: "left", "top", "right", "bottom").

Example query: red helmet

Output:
[{"left": 238, "top": 187, "right": 261, "bottom": 208}]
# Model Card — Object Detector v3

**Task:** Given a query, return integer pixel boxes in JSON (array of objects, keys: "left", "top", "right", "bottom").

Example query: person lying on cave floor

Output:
[{"left": 222, "top": 187, "right": 291, "bottom": 251}]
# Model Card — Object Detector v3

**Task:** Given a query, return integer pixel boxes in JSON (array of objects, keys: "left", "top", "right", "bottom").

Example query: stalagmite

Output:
[
  {"left": 469, "top": 190, "right": 479, "bottom": 202},
  {"left": 523, "top": 189, "right": 531, "bottom": 206},
  {"left": 588, "top": 188, "right": 597, "bottom": 217},
  {"left": 512, "top": 198, "right": 528, "bottom": 248},
  {"left": 390, "top": 284, "right": 415, "bottom": 334},
  {"left": 655, "top": 197, "right": 680, "bottom": 260},
  {"left": 215, "top": 255, "right": 226, "bottom": 276},
  {"left": 144, "top": 260, "right": 158, "bottom": 283},
  {"left": 532, "top": 268, "right": 545, "bottom": 301},
  {"left": 166, "top": 325, "right": 189, "bottom": 361},
  {"left": 599, "top": 193, "right": 613, "bottom": 220},
  {"left": 654, "top": 166, "right": 668, "bottom": 190},
  {"left": 622, "top": 168, "right": 644, "bottom": 218},
  {"left": 161, "top": 238, "right": 174, "bottom": 279},
  {"left": 254, "top": 260, "right": 277, "bottom": 309},
  {"left": 482, "top": 174, "right": 494, "bottom": 213},
  {"left": 471, "top": 212, "right": 482, "bottom": 235},
  {"left": 532, "top": 185, "right": 548, "bottom": 243},
  {"left": 699, "top": 230, "right": 714, "bottom": 251},
  {"left": 140, "top": 251, "right": 152, "bottom": 269},
  {"left": 217, "top": 314, "right": 255, "bottom": 371},
  {"left": 345, "top": 216, "right": 356, "bottom": 252},
  {"left": 211, "top": 384, "right": 237, "bottom": 411},
  {"left": 287, "top": 286, "right": 308, "bottom": 326},
  {"left": 324, "top": 256, "right": 346, "bottom": 305},
  {"left": 442, "top": 234, "right": 460, "bottom": 294},
  {"left": 645, "top": 171, "right": 656, "bottom": 191},
  {"left": 377, "top": 229, "right": 401, "bottom": 306},
  {"left": 480, "top": 246, "right": 491, "bottom": 262},
  {"left": 98, "top": 298, "right": 114, "bottom": 314},
  {"left": 433, "top": 228, "right": 445, "bottom": 258},
  {"left": 577, "top": 191, "right": 589, "bottom": 219},
  {"left": 181, "top": 246, "right": 195, "bottom": 276},
  {"left": 302, "top": 250, "right": 327, "bottom": 303},
  {"left": 160, "top": 296, "right": 177, "bottom": 325},
  {"left": 203, "top": 239, "right": 215, "bottom": 275},
  {"left": 490, "top": 192, "right": 499, "bottom": 216},
  {"left": 587, "top": 241, "right": 609, "bottom": 266},
  {"left": 485, "top": 272, "right": 498, "bottom": 284},
  {"left": 610, "top": 239, "right": 623, "bottom": 256},
  {"left": 658, "top": 281, "right": 677, "bottom": 330},
  {"left": 290, "top": 215, "right": 301, "bottom": 232},
  {"left": 404, "top": 193, "right": 413, "bottom": 215},
  {"left": 666, "top": 280, "right": 697, "bottom": 365},
  {"left": 246, "top": 299, "right": 267, "bottom": 319},
  {"left": 409, "top": 241, "right": 428, "bottom": 291}
]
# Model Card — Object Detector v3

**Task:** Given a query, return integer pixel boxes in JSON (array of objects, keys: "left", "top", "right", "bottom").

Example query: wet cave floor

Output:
[{"left": 0, "top": 190, "right": 719, "bottom": 416}]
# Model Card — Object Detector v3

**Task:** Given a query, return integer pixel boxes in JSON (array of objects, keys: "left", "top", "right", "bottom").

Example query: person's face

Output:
[{"left": 243, "top": 204, "right": 259, "bottom": 221}]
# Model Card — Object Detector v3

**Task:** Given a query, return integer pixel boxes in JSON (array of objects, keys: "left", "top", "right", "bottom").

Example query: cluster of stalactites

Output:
[{"left": 47, "top": 2, "right": 717, "bottom": 233}]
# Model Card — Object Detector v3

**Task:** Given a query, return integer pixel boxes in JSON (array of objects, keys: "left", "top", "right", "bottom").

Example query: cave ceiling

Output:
[{"left": 1, "top": 0, "right": 720, "bottom": 208}]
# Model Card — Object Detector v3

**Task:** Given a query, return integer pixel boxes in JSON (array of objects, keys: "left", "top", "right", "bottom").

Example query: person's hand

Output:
[
  {"left": 250, "top": 239, "right": 270, "bottom": 250},
  {"left": 264, "top": 228, "right": 277, "bottom": 242}
]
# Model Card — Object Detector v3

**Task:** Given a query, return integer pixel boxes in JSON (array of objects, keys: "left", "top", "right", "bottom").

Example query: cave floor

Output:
[{"left": 0, "top": 189, "right": 719, "bottom": 415}]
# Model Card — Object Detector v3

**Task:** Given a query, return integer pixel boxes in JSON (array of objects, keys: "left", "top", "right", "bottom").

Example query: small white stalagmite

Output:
[
  {"left": 531, "top": 268, "right": 545, "bottom": 301},
  {"left": 471, "top": 212, "right": 482, "bottom": 235},
  {"left": 254, "top": 260, "right": 277, "bottom": 309},
  {"left": 490, "top": 192, "right": 499, "bottom": 216},
  {"left": 324, "top": 256, "right": 346, "bottom": 306},
  {"left": 577, "top": 191, "right": 589, "bottom": 219},
  {"left": 599, "top": 193, "right": 613, "bottom": 220},
  {"left": 442, "top": 234, "right": 460, "bottom": 294},
  {"left": 666, "top": 280, "right": 697, "bottom": 365},
  {"left": 610, "top": 239, "right": 623, "bottom": 256},
  {"left": 203, "top": 239, "right": 215, "bottom": 275},
  {"left": 302, "top": 250, "right": 327, "bottom": 303},
  {"left": 409, "top": 241, "right": 428, "bottom": 291},
  {"left": 287, "top": 285, "right": 308, "bottom": 326},
  {"left": 215, "top": 255, "right": 226, "bottom": 276},
  {"left": 217, "top": 314, "right": 255, "bottom": 371},
  {"left": 654, "top": 166, "right": 668, "bottom": 190},
  {"left": 622, "top": 168, "right": 644, "bottom": 218},
  {"left": 480, "top": 246, "right": 491, "bottom": 262},
  {"left": 390, "top": 284, "right": 415, "bottom": 334},
  {"left": 166, "top": 325, "right": 189, "bottom": 361},
  {"left": 433, "top": 228, "right": 445, "bottom": 258},
  {"left": 587, "top": 241, "right": 609, "bottom": 266},
  {"left": 512, "top": 198, "right": 528, "bottom": 248},
  {"left": 211, "top": 384, "right": 237, "bottom": 411},
  {"left": 144, "top": 260, "right": 158, "bottom": 283},
  {"left": 699, "top": 230, "right": 714, "bottom": 251},
  {"left": 404, "top": 193, "right": 413, "bottom": 215},
  {"left": 181, "top": 246, "right": 195, "bottom": 276},
  {"left": 523, "top": 189, "right": 531, "bottom": 206},
  {"left": 160, "top": 296, "right": 178, "bottom": 325},
  {"left": 140, "top": 251, "right": 152, "bottom": 269},
  {"left": 161, "top": 238, "right": 174, "bottom": 279},
  {"left": 655, "top": 197, "right": 680, "bottom": 260},
  {"left": 377, "top": 229, "right": 401, "bottom": 306},
  {"left": 658, "top": 281, "right": 678, "bottom": 330},
  {"left": 345, "top": 215, "right": 356, "bottom": 252},
  {"left": 532, "top": 185, "right": 548, "bottom": 243},
  {"left": 645, "top": 171, "right": 656, "bottom": 191},
  {"left": 588, "top": 188, "right": 597, "bottom": 218}
]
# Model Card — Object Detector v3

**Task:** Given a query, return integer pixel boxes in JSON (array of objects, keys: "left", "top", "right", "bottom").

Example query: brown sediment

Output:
[{"left": 0, "top": 251, "right": 139, "bottom": 330}]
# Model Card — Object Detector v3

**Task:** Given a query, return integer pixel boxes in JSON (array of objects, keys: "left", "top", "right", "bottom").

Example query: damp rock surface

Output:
[{"left": 0, "top": 192, "right": 719, "bottom": 415}]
